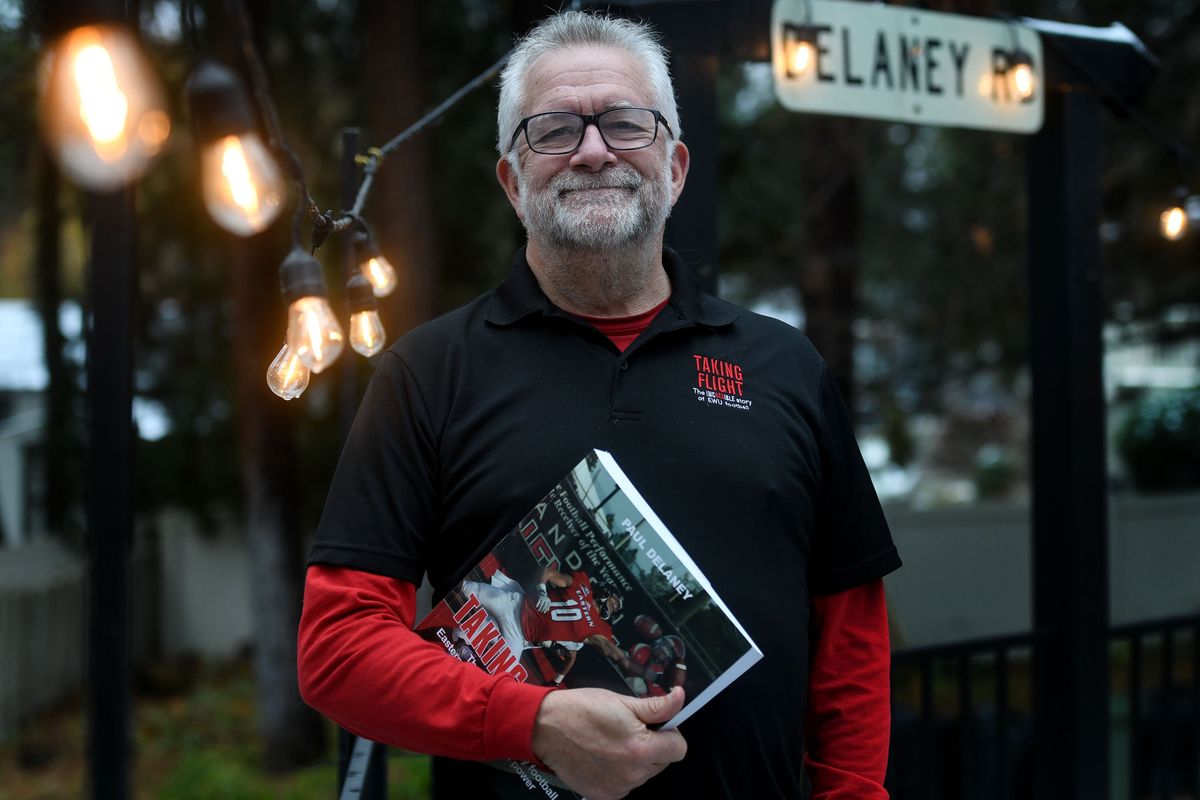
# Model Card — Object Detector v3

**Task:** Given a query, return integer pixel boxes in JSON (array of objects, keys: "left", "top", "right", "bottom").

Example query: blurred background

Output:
[{"left": 0, "top": 0, "right": 1196, "bottom": 797}]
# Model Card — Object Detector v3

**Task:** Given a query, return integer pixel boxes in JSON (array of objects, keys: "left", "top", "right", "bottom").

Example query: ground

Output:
[{"left": 0, "top": 658, "right": 431, "bottom": 799}]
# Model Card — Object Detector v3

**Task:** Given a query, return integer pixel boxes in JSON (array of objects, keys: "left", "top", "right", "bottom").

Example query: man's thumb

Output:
[{"left": 629, "top": 686, "right": 685, "bottom": 726}]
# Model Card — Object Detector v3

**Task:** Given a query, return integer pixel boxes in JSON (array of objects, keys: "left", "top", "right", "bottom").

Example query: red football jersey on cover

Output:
[{"left": 519, "top": 571, "right": 613, "bottom": 645}]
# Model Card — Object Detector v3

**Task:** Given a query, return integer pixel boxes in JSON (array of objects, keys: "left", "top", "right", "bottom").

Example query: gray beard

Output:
[{"left": 517, "top": 160, "right": 673, "bottom": 252}]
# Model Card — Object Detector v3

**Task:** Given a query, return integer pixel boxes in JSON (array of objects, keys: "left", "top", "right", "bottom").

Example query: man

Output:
[{"left": 298, "top": 11, "right": 899, "bottom": 799}]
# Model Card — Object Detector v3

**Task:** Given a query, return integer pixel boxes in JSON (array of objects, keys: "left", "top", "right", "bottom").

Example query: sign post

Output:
[{"left": 772, "top": 0, "right": 1043, "bottom": 133}]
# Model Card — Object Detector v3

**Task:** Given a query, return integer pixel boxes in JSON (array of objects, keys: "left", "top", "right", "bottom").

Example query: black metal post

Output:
[
  {"left": 666, "top": 52, "right": 720, "bottom": 296},
  {"left": 85, "top": 187, "right": 135, "bottom": 800},
  {"left": 334, "top": 126, "right": 387, "bottom": 800},
  {"left": 1027, "top": 87, "right": 1110, "bottom": 800}
]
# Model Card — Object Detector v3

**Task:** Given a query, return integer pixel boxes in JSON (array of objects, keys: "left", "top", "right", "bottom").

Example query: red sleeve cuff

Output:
[{"left": 484, "top": 676, "right": 555, "bottom": 762}]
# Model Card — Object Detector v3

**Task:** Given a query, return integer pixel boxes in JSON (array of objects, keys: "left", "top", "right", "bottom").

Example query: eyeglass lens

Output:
[{"left": 525, "top": 108, "right": 658, "bottom": 154}]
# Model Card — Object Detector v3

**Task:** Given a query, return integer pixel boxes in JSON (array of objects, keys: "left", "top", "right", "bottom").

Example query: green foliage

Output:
[
  {"left": 1116, "top": 389, "right": 1200, "bottom": 491},
  {"left": 974, "top": 443, "right": 1017, "bottom": 500}
]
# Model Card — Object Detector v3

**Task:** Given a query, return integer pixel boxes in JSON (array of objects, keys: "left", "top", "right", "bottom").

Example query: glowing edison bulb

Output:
[
  {"left": 1160, "top": 206, "right": 1188, "bottom": 241},
  {"left": 360, "top": 254, "right": 398, "bottom": 297},
  {"left": 265, "top": 343, "right": 310, "bottom": 400},
  {"left": 286, "top": 296, "right": 344, "bottom": 373},
  {"left": 349, "top": 309, "right": 386, "bottom": 357},
  {"left": 788, "top": 39, "right": 815, "bottom": 76},
  {"left": 40, "top": 25, "right": 169, "bottom": 190},
  {"left": 201, "top": 134, "right": 284, "bottom": 236},
  {"left": 1011, "top": 63, "right": 1036, "bottom": 102}
]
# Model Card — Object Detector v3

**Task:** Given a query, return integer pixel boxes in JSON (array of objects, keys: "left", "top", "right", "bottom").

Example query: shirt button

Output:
[{"left": 620, "top": 362, "right": 629, "bottom": 371}]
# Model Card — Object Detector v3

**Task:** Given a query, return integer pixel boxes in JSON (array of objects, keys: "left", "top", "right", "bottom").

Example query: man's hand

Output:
[
  {"left": 531, "top": 686, "right": 687, "bottom": 799},
  {"left": 535, "top": 583, "right": 551, "bottom": 613}
]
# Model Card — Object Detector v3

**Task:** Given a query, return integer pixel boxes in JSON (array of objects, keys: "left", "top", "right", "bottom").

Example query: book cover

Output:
[{"left": 413, "top": 449, "right": 762, "bottom": 798}]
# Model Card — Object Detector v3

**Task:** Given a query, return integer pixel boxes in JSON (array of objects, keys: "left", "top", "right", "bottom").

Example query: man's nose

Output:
[{"left": 569, "top": 122, "right": 617, "bottom": 171}]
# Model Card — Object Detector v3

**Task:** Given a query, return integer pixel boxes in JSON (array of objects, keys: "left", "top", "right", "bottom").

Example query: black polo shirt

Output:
[{"left": 310, "top": 247, "right": 900, "bottom": 798}]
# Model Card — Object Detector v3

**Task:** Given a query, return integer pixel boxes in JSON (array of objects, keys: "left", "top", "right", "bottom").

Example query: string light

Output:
[
  {"left": 1008, "top": 49, "right": 1037, "bottom": 102},
  {"left": 783, "top": 25, "right": 818, "bottom": 78},
  {"left": 265, "top": 342, "right": 310, "bottom": 400},
  {"left": 39, "top": 19, "right": 169, "bottom": 189},
  {"left": 347, "top": 274, "right": 386, "bottom": 357},
  {"left": 1156, "top": 186, "right": 1194, "bottom": 241},
  {"left": 354, "top": 231, "right": 398, "bottom": 297},
  {"left": 1159, "top": 205, "right": 1187, "bottom": 241},
  {"left": 187, "top": 61, "right": 285, "bottom": 236},
  {"left": 280, "top": 248, "right": 344, "bottom": 373}
]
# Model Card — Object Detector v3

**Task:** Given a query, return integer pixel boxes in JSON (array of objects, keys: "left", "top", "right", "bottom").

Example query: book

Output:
[{"left": 413, "top": 449, "right": 763, "bottom": 798}]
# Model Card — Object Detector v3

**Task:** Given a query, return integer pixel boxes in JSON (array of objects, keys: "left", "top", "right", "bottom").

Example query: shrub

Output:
[{"left": 1116, "top": 389, "right": 1200, "bottom": 491}]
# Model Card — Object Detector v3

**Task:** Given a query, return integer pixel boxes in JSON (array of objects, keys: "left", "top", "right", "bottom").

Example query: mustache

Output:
[{"left": 551, "top": 166, "right": 644, "bottom": 196}]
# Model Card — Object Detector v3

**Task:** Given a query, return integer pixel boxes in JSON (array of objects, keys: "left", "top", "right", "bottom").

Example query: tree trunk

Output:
[
  {"left": 231, "top": 229, "right": 326, "bottom": 772},
  {"left": 362, "top": 0, "right": 440, "bottom": 332}
]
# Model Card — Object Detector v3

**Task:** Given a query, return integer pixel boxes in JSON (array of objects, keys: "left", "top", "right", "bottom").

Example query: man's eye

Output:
[{"left": 534, "top": 126, "right": 577, "bottom": 143}]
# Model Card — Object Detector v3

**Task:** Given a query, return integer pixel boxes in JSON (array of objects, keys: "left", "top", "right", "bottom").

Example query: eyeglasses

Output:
[{"left": 508, "top": 107, "right": 672, "bottom": 155}]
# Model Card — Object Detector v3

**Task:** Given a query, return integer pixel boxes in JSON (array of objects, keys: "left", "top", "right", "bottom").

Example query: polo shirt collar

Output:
[{"left": 486, "top": 245, "right": 738, "bottom": 328}]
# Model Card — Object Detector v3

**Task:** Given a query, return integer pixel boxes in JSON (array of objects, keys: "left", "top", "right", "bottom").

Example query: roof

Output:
[{"left": 0, "top": 300, "right": 82, "bottom": 392}]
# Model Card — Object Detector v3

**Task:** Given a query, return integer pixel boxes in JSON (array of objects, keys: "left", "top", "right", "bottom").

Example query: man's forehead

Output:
[{"left": 523, "top": 45, "right": 653, "bottom": 113}]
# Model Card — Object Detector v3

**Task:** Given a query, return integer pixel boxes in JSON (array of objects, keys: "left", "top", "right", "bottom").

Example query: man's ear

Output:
[
  {"left": 669, "top": 141, "right": 690, "bottom": 207},
  {"left": 496, "top": 155, "right": 524, "bottom": 219}
]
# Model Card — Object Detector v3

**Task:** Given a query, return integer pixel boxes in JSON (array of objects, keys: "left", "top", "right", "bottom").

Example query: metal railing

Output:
[
  {"left": 886, "top": 614, "right": 1200, "bottom": 800},
  {"left": 1114, "top": 614, "right": 1200, "bottom": 800}
]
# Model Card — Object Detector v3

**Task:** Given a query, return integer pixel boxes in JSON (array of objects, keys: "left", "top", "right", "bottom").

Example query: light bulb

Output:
[
  {"left": 788, "top": 40, "right": 815, "bottom": 76},
  {"left": 349, "top": 310, "right": 386, "bottom": 357},
  {"left": 360, "top": 254, "right": 398, "bottom": 297},
  {"left": 265, "top": 343, "right": 309, "bottom": 400},
  {"left": 1160, "top": 206, "right": 1188, "bottom": 241},
  {"left": 1011, "top": 63, "right": 1035, "bottom": 101},
  {"left": 40, "top": 24, "right": 169, "bottom": 190},
  {"left": 286, "top": 296, "right": 344, "bottom": 373},
  {"left": 201, "top": 133, "right": 285, "bottom": 236}
]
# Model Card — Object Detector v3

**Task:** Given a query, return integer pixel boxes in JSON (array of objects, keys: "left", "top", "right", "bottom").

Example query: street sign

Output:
[{"left": 772, "top": 0, "right": 1044, "bottom": 133}]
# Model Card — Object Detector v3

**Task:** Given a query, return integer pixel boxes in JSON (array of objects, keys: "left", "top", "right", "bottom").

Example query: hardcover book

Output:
[{"left": 413, "top": 449, "right": 763, "bottom": 798}]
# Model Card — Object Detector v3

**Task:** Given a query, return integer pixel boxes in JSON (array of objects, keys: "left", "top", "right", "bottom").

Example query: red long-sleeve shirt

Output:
[{"left": 297, "top": 565, "right": 891, "bottom": 795}]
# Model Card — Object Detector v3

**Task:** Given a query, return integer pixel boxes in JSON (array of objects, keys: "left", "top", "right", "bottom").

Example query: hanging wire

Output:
[
  {"left": 181, "top": 0, "right": 201, "bottom": 54},
  {"left": 995, "top": 14, "right": 1200, "bottom": 173},
  {"left": 219, "top": 0, "right": 510, "bottom": 252},
  {"left": 1038, "top": 34, "right": 1200, "bottom": 172},
  {"left": 223, "top": 0, "right": 326, "bottom": 249},
  {"left": 334, "top": 51, "right": 512, "bottom": 235}
]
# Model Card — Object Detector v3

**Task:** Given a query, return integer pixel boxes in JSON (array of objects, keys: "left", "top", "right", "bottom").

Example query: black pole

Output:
[
  {"left": 666, "top": 52, "right": 720, "bottom": 296},
  {"left": 1027, "top": 87, "right": 1110, "bottom": 800},
  {"left": 334, "top": 126, "right": 387, "bottom": 800},
  {"left": 85, "top": 186, "right": 135, "bottom": 800}
]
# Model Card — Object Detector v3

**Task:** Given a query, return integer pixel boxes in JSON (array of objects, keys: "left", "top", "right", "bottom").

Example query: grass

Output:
[{"left": 0, "top": 659, "right": 431, "bottom": 799}]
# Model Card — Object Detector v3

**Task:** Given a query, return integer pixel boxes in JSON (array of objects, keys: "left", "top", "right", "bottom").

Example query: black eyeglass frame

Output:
[{"left": 507, "top": 107, "right": 674, "bottom": 155}]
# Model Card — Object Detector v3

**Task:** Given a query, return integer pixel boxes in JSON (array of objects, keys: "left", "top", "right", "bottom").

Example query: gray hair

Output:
[{"left": 496, "top": 10, "right": 682, "bottom": 158}]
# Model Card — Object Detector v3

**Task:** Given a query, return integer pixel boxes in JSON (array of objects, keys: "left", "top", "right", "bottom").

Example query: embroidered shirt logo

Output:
[{"left": 692, "top": 354, "right": 752, "bottom": 412}]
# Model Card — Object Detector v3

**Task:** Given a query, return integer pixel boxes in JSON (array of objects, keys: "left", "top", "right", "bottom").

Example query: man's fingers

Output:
[
  {"left": 645, "top": 727, "right": 688, "bottom": 765},
  {"left": 627, "top": 685, "right": 685, "bottom": 727}
]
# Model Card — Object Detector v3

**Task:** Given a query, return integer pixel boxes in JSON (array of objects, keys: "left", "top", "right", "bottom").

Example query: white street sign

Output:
[{"left": 772, "top": 0, "right": 1044, "bottom": 133}]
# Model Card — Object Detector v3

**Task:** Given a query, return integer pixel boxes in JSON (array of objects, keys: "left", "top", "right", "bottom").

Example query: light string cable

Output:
[
  {"left": 222, "top": 0, "right": 325, "bottom": 249},
  {"left": 1001, "top": 14, "right": 1200, "bottom": 174},
  {"left": 335, "top": 48, "right": 512, "bottom": 241},
  {"left": 219, "top": 0, "right": 510, "bottom": 252}
]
